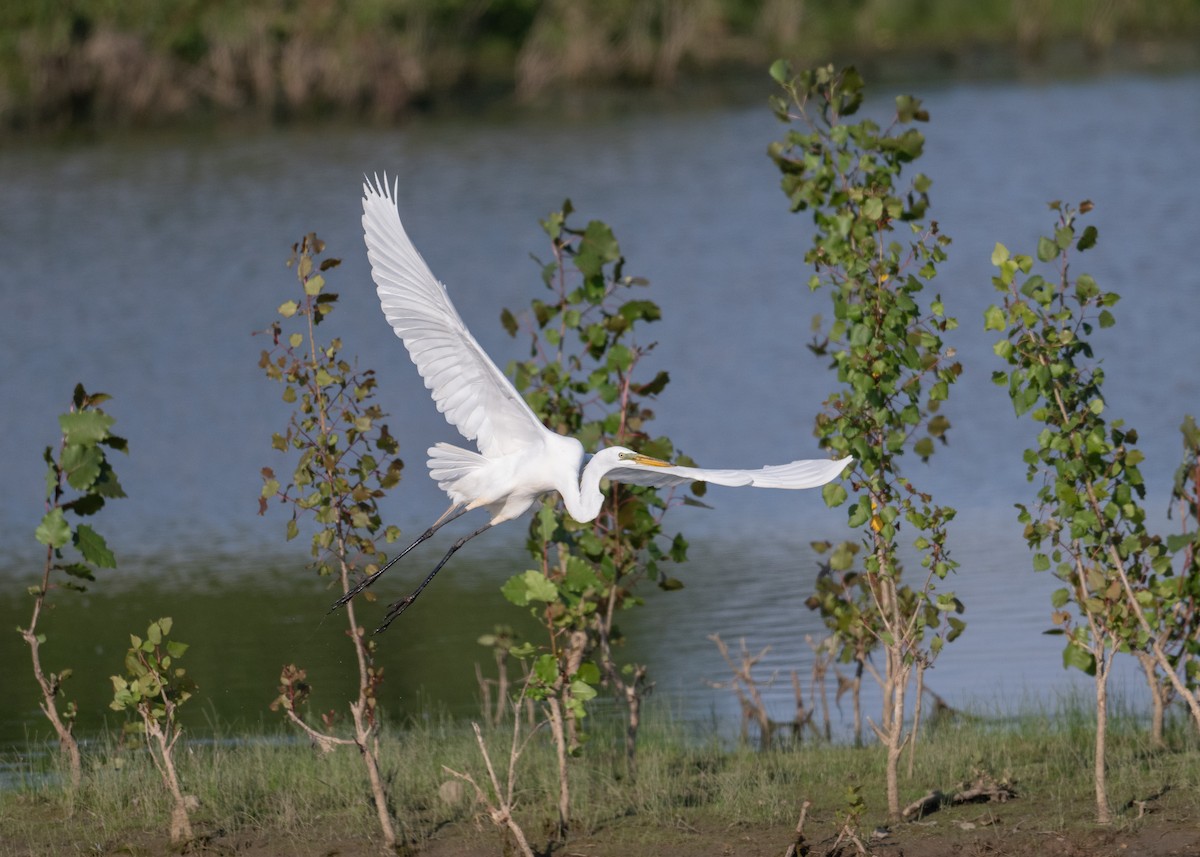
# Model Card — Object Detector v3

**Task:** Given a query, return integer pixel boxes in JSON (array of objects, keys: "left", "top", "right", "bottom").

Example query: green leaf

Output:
[
  {"left": 35, "top": 509, "right": 71, "bottom": 549},
  {"left": 564, "top": 556, "right": 598, "bottom": 592},
  {"left": 990, "top": 243, "right": 1010, "bottom": 266},
  {"left": 278, "top": 300, "right": 299, "bottom": 318},
  {"left": 575, "top": 221, "right": 619, "bottom": 279},
  {"left": 1036, "top": 236, "right": 1058, "bottom": 263},
  {"left": 576, "top": 661, "right": 601, "bottom": 685},
  {"left": 847, "top": 500, "right": 870, "bottom": 528},
  {"left": 501, "top": 569, "right": 558, "bottom": 606},
  {"left": 63, "top": 493, "right": 105, "bottom": 517},
  {"left": 75, "top": 524, "right": 116, "bottom": 568},
  {"left": 570, "top": 679, "right": 598, "bottom": 703},
  {"left": 57, "top": 562, "right": 95, "bottom": 581},
  {"left": 1062, "top": 642, "right": 1096, "bottom": 676},
  {"left": 59, "top": 411, "right": 114, "bottom": 445},
  {"left": 534, "top": 654, "right": 558, "bottom": 685},
  {"left": 822, "top": 482, "right": 848, "bottom": 508},
  {"left": 983, "top": 305, "right": 1006, "bottom": 331},
  {"left": 61, "top": 443, "right": 102, "bottom": 490}
]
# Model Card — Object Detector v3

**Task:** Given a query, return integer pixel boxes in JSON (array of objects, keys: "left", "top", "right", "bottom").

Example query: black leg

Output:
[
  {"left": 328, "top": 505, "right": 468, "bottom": 613},
  {"left": 374, "top": 521, "right": 494, "bottom": 633}
]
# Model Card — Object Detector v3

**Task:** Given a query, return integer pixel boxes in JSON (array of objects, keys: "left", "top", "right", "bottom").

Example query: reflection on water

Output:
[{"left": 1, "top": 72, "right": 1198, "bottom": 747}]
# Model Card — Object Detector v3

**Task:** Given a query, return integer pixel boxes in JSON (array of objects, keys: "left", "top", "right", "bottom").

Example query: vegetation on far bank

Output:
[{"left": 4, "top": 0, "right": 1200, "bottom": 135}]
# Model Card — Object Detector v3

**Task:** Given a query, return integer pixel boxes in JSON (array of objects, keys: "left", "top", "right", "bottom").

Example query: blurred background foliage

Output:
[{"left": 3, "top": 0, "right": 1199, "bottom": 134}]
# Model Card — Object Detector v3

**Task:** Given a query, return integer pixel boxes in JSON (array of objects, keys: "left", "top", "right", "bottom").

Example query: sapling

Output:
[
  {"left": 769, "top": 62, "right": 962, "bottom": 820},
  {"left": 110, "top": 617, "right": 196, "bottom": 844},
  {"left": 499, "top": 203, "right": 692, "bottom": 831},
  {"left": 988, "top": 201, "right": 1200, "bottom": 821},
  {"left": 21, "top": 384, "right": 126, "bottom": 789},
  {"left": 258, "top": 233, "right": 403, "bottom": 848}
]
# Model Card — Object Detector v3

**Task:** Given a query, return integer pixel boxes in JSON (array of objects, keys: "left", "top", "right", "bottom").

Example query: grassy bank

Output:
[
  {"left": 2, "top": 700, "right": 1197, "bottom": 855},
  {"left": 4, "top": 0, "right": 1200, "bottom": 135}
]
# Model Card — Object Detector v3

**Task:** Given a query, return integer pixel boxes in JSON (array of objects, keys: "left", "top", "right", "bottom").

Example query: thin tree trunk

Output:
[
  {"left": 1135, "top": 650, "right": 1167, "bottom": 749},
  {"left": 546, "top": 695, "right": 570, "bottom": 840},
  {"left": 907, "top": 662, "right": 925, "bottom": 778},
  {"left": 1094, "top": 649, "right": 1111, "bottom": 824},
  {"left": 341, "top": 551, "right": 397, "bottom": 850},
  {"left": 23, "top": 545, "right": 83, "bottom": 789},
  {"left": 351, "top": 701, "right": 396, "bottom": 848},
  {"left": 883, "top": 654, "right": 910, "bottom": 821},
  {"left": 852, "top": 663, "right": 863, "bottom": 747},
  {"left": 811, "top": 648, "right": 831, "bottom": 741},
  {"left": 24, "top": 629, "right": 82, "bottom": 788},
  {"left": 624, "top": 665, "right": 647, "bottom": 779},
  {"left": 145, "top": 717, "right": 193, "bottom": 844},
  {"left": 495, "top": 649, "right": 510, "bottom": 727}
]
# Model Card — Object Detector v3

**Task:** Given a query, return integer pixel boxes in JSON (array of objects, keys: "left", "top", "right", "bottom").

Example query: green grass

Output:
[{"left": 2, "top": 697, "right": 1198, "bottom": 855}]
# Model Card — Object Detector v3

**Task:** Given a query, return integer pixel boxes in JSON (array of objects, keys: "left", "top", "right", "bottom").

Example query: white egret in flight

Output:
[{"left": 336, "top": 176, "right": 852, "bottom": 632}]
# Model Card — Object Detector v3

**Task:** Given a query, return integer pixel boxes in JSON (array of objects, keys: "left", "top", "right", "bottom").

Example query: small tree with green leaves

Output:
[
  {"left": 258, "top": 233, "right": 403, "bottom": 848},
  {"left": 498, "top": 202, "right": 692, "bottom": 832},
  {"left": 768, "top": 62, "right": 962, "bottom": 821},
  {"left": 987, "top": 202, "right": 1200, "bottom": 821},
  {"left": 21, "top": 384, "right": 126, "bottom": 789},
  {"left": 110, "top": 617, "right": 197, "bottom": 844}
]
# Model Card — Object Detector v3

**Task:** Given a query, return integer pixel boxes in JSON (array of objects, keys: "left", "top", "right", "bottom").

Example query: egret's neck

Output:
[
  {"left": 558, "top": 468, "right": 605, "bottom": 523},
  {"left": 558, "top": 447, "right": 625, "bottom": 524}
]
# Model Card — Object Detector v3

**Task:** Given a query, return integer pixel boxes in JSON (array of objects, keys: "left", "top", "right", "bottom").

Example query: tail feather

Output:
[{"left": 427, "top": 442, "right": 488, "bottom": 506}]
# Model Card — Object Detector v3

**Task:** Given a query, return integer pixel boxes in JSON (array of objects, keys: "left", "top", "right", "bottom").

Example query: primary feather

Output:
[{"left": 362, "top": 176, "right": 548, "bottom": 459}]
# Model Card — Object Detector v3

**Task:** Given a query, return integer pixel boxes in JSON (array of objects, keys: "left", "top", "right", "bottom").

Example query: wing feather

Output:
[
  {"left": 362, "top": 176, "right": 547, "bottom": 457},
  {"left": 605, "top": 456, "right": 853, "bottom": 491}
]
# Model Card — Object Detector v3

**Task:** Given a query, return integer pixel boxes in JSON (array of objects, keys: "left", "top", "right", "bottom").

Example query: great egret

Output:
[{"left": 335, "top": 176, "right": 852, "bottom": 632}]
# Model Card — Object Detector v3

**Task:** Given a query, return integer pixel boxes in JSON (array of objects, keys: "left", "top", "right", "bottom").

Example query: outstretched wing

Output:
[
  {"left": 362, "top": 176, "right": 548, "bottom": 458},
  {"left": 602, "top": 452, "right": 854, "bottom": 491}
]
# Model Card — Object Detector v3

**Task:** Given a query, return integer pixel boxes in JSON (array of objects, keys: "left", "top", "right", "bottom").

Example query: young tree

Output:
[
  {"left": 988, "top": 202, "right": 1200, "bottom": 820},
  {"left": 499, "top": 203, "right": 692, "bottom": 831},
  {"left": 258, "top": 233, "right": 403, "bottom": 848},
  {"left": 21, "top": 384, "right": 127, "bottom": 788},
  {"left": 110, "top": 618, "right": 197, "bottom": 844},
  {"left": 768, "top": 63, "right": 963, "bottom": 820}
]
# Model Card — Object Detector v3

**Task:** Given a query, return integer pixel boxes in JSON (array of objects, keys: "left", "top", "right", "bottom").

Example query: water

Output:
[{"left": 1, "top": 72, "right": 1198, "bottom": 748}]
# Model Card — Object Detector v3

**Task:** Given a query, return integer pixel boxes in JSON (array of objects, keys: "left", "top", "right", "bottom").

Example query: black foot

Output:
[
  {"left": 328, "top": 568, "right": 386, "bottom": 613},
  {"left": 374, "top": 596, "right": 416, "bottom": 634}
]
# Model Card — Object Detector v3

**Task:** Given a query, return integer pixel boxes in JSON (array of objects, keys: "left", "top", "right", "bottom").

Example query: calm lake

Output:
[{"left": 2, "top": 71, "right": 1198, "bottom": 749}]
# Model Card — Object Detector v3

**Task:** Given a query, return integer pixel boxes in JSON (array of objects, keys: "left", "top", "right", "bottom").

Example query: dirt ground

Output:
[{"left": 17, "top": 815, "right": 1196, "bottom": 857}]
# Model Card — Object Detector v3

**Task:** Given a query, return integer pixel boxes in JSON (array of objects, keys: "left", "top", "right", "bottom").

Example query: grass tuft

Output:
[{"left": 1, "top": 697, "right": 1197, "bottom": 855}]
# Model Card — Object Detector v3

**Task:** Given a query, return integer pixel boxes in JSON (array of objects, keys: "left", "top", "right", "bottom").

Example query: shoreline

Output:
[{"left": 3, "top": 2, "right": 1198, "bottom": 139}]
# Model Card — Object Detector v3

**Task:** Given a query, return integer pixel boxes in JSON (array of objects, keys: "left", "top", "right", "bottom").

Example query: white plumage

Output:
[{"left": 339, "top": 175, "right": 852, "bottom": 631}]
